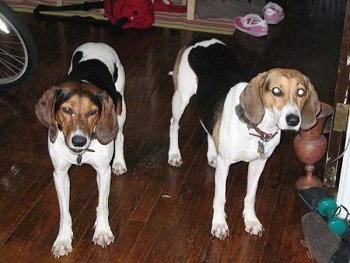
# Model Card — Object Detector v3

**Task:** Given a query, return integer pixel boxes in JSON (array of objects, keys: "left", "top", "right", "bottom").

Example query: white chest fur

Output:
[{"left": 217, "top": 83, "right": 281, "bottom": 163}]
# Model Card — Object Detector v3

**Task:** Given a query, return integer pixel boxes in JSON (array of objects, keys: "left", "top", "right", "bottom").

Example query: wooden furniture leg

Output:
[
  {"left": 182, "top": 0, "right": 195, "bottom": 20},
  {"left": 186, "top": 0, "right": 195, "bottom": 20}
]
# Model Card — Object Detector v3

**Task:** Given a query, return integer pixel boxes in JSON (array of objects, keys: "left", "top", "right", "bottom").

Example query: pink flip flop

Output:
[
  {"left": 263, "top": 2, "right": 285, "bottom": 24},
  {"left": 234, "top": 14, "right": 268, "bottom": 37}
]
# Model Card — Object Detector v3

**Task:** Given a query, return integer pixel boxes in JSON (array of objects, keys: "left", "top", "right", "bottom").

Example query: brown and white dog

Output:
[
  {"left": 168, "top": 38, "right": 320, "bottom": 239},
  {"left": 35, "top": 42, "right": 126, "bottom": 257}
]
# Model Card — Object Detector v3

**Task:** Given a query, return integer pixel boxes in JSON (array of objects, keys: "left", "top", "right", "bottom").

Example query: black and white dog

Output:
[
  {"left": 168, "top": 38, "right": 320, "bottom": 239},
  {"left": 36, "top": 42, "right": 126, "bottom": 257}
]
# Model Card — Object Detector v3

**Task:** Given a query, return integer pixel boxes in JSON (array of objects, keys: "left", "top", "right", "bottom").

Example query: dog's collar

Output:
[
  {"left": 236, "top": 105, "right": 278, "bottom": 142},
  {"left": 249, "top": 124, "right": 278, "bottom": 142}
]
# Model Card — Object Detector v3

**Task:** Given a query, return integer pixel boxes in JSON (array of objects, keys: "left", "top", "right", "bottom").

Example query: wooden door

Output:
[{"left": 324, "top": 0, "right": 350, "bottom": 188}]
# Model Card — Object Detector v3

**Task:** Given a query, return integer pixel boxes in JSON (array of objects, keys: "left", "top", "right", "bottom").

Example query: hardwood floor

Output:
[{"left": 0, "top": 0, "right": 346, "bottom": 262}]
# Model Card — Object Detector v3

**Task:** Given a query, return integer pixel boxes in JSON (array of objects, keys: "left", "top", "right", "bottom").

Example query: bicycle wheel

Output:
[{"left": 0, "top": 1, "right": 38, "bottom": 88}]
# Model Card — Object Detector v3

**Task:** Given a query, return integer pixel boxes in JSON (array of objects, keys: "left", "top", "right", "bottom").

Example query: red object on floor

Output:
[
  {"left": 104, "top": 0, "right": 154, "bottom": 28},
  {"left": 153, "top": 0, "right": 187, "bottom": 12}
]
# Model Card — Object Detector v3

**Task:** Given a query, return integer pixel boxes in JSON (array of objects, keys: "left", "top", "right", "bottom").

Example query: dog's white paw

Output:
[
  {"left": 93, "top": 228, "right": 114, "bottom": 247},
  {"left": 211, "top": 222, "right": 229, "bottom": 240},
  {"left": 112, "top": 162, "right": 127, "bottom": 175},
  {"left": 52, "top": 237, "right": 73, "bottom": 258},
  {"left": 244, "top": 217, "right": 264, "bottom": 236},
  {"left": 168, "top": 153, "right": 183, "bottom": 167}
]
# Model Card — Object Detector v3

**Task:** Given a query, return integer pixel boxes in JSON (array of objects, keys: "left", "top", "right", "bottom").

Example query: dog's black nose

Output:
[
  {"left": 286, "top": 114, "right": 300, "bottom": 127},
  {"left": 72, "top": 135, "right": 87, "bottom": 147}
]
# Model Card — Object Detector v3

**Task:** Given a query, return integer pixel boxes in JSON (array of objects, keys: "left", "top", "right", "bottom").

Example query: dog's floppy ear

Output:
[
  {"left": 95, "top": 92, "right": 118, "bottom": 145},
  {"left": 300, "top": 79, "right": 321, "bottom": 130},
  {"left": 239, "top": 72, "right": 266, "bottom": 124},
  {"left": 35, "top": 87, "right": 60, "bottom": 143}
]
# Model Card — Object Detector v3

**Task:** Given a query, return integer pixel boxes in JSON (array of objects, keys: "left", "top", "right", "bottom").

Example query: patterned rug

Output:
[
  {"left": 154, "top": 11, "right": 234, "bottom": 35},
  {"left": 6, "top": 0, "right": 235, "bottom": 35}
]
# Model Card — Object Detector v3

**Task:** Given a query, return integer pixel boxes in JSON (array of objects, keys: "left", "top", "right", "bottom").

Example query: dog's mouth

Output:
[
  {"left": 69, "top": 148, "right": 85, "bottom": 154},
  {"left": 68, "top": 147, "right": 96, "bottom": 156}
]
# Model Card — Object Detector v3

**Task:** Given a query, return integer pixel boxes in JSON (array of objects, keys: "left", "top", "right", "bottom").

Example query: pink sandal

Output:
[
  {"left": 263, "top": 2, "right": 285, "bottom": 24},
  {"left": 234, "top": 14, "right": 268, "bottom": 37}
]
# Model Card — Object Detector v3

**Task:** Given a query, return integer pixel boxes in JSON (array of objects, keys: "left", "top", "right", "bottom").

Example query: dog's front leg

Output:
[
  {"left": 93, "top": 166, "right": 114, "bottom": 247},
  {"left": 207, "top": 135, "right": 217, "bottom": 168},
  {"left": 52, "top": 168, "right": 73, "bottom": 258},
  {"left": 211, "top": 156, "right": 230, "bottom": 239},
  {"left": 243, "top": 158, "right": 267, "bottom": 236}
]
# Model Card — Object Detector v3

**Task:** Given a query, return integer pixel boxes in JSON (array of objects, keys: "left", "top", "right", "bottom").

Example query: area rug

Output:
[
  {"left": 154, "top": 11, "right": 234, "bottom": 35},
  {"left": 5, "top": 0, "right": 235, "bottom": 35}
]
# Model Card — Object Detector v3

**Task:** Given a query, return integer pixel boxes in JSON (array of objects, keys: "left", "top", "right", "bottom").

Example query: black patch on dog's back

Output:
[
  {"left": 66, "top": 58, "right": 121, "bottom": 105},
  {"left": 188, "top": 42, "right": 246, "bottom": 134},
  {"left": 72, "top": 51, "right": 83, "bottom": 69}
]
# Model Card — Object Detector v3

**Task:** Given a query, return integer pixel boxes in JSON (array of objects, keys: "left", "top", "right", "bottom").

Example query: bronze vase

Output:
[{"left": 293, "top": 102, "right": 333, "bottom": 190}]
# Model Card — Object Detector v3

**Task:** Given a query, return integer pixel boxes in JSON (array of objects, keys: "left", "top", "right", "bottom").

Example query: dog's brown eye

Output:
[
  {"left": 297, "top": 88, "right": 306, "bottom": 97},
  {"left": 272, "top": 87, "right": 282, "bottom": 96},
  {"left": 87, "top": 110, "right": 98, "bottom": 117}
]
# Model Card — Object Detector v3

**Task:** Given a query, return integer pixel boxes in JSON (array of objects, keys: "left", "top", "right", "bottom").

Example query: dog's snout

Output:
[
  {"left": 72, "top": 135, "right": 87, "bottom": 147},
  {"left": 286, "top": 114, "right": 300, "bottom": 127}
]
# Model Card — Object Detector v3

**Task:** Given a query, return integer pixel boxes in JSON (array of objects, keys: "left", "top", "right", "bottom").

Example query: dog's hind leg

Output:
[
  {"left": 207, "top": 135, "right": 217, "bottom": 168},
  {"left": 168, "top": 52, "right": 197, "bottom": 167},
  {"left": 112, "top": 62, "right": 127, "bottom": 175},
  {"left": 168, "top": 88, "right": 193, "bottom": 167},
  {"left": 112, "top": 98, "right": 127, "bottom": 175}
]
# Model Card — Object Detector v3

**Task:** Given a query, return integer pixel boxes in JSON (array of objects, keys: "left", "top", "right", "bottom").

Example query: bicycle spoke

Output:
[{"left": 0, "top": 2, "right": 38, "bottom": 87}]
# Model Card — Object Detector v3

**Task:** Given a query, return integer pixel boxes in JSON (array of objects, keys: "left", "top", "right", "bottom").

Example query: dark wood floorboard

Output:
[{"left": 0, "top": 0, "right": 346, "bottom": 262}]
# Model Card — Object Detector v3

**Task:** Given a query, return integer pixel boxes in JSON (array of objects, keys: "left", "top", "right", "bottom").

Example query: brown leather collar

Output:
[{"left": 249, "top": 124, "right": 278, "bottom": 142}]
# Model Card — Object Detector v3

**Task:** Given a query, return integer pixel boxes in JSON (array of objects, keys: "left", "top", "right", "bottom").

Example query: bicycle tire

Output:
[{"left": 0, "top": 1, "right": 38, "bottom": 88}]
